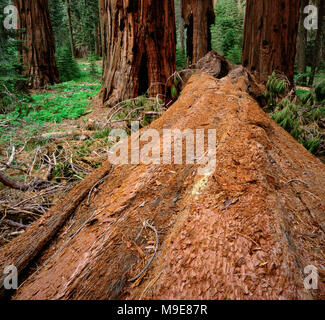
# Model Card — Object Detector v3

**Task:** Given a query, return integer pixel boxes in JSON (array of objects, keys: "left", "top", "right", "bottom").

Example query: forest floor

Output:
[
  {"left": 0, "top": 59, "right": 166, "bottom": 246},
  {"left": 0, "top": 59, "right": 111, "bottom": 245}
]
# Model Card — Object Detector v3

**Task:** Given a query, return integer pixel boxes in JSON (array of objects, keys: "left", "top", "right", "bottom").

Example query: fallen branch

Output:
[
  {"left": 0, "top": 160, "right": 28, "bottom": 174},
  {"left": 128, "top": 220, "right": 159, "bottom": 282},
  {"left": 28, "top": 146, "right": 40, "bottom": 177},
  {"left": 0, "top": 171, "right": 29, "bottom": 191},
  {"left": 87, "top": 174, "right": 110, "bottom": 204},
  {"left": 35, "top": 130, "right": 96, "bottom": 141},
  {"left": 0, "top": 171, "right": 52, "bottom": 191},
  {"left": 0, "top": 219, "right": 29, "bottom": 229},
  {"left": 285, "top": 179, "right": 310, "bottom": 188},
  {"left": 6, "top": 146, "right": 15, "bottom": 167}
]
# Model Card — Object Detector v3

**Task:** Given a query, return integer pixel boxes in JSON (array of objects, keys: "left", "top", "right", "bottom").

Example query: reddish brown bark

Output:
[
  {"left": 182, "top": 0, "right": 215, "bottom": 64},
  {"left": 15, "top": 0, "right": 59, "bottom": 89},
  {"left": 242, "top": 0, "right": 301, "bottom": 85},
  {"left": 1, "top": 71, "right": 325, "bottom": 300},
  {"left": 100, "top": 0, "right": 176, "bottom": 106}
]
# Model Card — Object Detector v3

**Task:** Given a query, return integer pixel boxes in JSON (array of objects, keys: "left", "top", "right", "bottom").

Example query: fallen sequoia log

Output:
[{"left": 1, "top": 71, "right": 325, "bottom": 300}]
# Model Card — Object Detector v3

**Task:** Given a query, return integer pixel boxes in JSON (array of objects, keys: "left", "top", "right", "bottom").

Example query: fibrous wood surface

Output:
[{"left": 1, "top": 71, "right": 324, "bottom": 300}]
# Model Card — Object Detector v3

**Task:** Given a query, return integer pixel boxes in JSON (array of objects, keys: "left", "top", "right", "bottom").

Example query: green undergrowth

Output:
[
  {"left": 266, "top": 73, "right": 325, "bottom": 155},
  {"left": 294, "top": 66, "right": 325, "bottom": 86},
  {"left": 176, "top": 46, "right": 187, "bottom": 70},
  {"left": 0, "top": 60, "right": 101, "bottom": 146},
  {"left": 28, "top": 82, "right": 100, "bottom": 122}
]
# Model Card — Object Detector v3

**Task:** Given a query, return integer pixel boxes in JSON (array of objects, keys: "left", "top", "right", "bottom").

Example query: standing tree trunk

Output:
[
  {"left": 94, "top": 2, "right": 102, "bottom": 58},
  {"left": 65, "top": 0, "right": 75, "bottom": 58},
  {"left": 296, "top": 0, "right": 308, "bottom": 84},
  {"left": 182, "top": 0, "right": 215, "bottom": 64},
  {"left": 95, "top": 22, "right": 102, "bottom": 58},
  {"left": 242, "top": 0, "right": 301, "bottom": 85},
  {"left": 97, "top": 2, "right": 104, "bottom": 57},
  {"left": 308, "top": 0, "right": 325, "bottom": 86},
  {"left": 15, "top": 0, "right": 59, "bottom": 89},
  {"left": 179, "top": 1, "right": 185, "bottom": 53},
  {"left": 100, "top": 0, "right": 176, "bottom": 106}
]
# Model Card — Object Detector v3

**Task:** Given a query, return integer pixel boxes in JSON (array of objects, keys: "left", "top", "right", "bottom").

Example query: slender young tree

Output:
[
  {"left": 179, "top": 0, "right": 185, "bottom": 53},
  {"left": 182, "top": 0, "right": 215, "bottom": 64},
  {"left": 308, "top": 0, "right": 325, "bottom": 86},
  {"left": 65, "top": 0, "right": 75, "bottom": 58},
  {"left": 242, "top": 0, "right": 301, "bottom": 85},
  {"left": 14, "top": 0, "right": 59, "bottom": 89},
  {"left": 98, "top": 2, "right": 104, "bottom": 58},
  {"left": 100, "top": 0, "right": 176, "bottom": 106},
  {"left": 296, "top": 0, "right": 308, "bottom": 84},
  {"left": 95, "top": 5, "right": 102, "bottom": 57}
]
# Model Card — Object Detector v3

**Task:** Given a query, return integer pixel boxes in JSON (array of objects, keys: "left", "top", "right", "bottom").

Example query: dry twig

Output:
[{"left": 128, "top": 220, "right": 159, "bottom": 282}]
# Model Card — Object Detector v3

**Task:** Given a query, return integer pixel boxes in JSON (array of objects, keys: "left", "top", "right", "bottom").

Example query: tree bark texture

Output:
[
  {"left": 242, "top": 0, "right": 301, "bottom": 85},
  {"left": 2, "top": 71, "right": 325, "bottom": 300},
  {"left": 182, "top": 0, "right": 215, "bottom": 64},
  {"left": 15, "top": 0, "right": 59, "bottom": 89},
  {"left": 100, "top": 0, "right": 176, "bottom": 106}
]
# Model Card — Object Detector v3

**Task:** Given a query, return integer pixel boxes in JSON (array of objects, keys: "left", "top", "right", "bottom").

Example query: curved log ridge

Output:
[{"left": 1, "top": 72, "right": 325, "bottom": 300}]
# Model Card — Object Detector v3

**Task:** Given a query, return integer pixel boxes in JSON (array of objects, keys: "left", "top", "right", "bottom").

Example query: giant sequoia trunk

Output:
[
  {"left": 15, "top": 0, "right": 59, "bottom": 89},
  {"left": 100, "top": 0, "right": 176, "bottom": 106},
  {"left": 242, "top": 0, "right": 301, "bottom": 85},
  {"left": 182, "top": 0, "right": 215, "bottom": 64}
]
